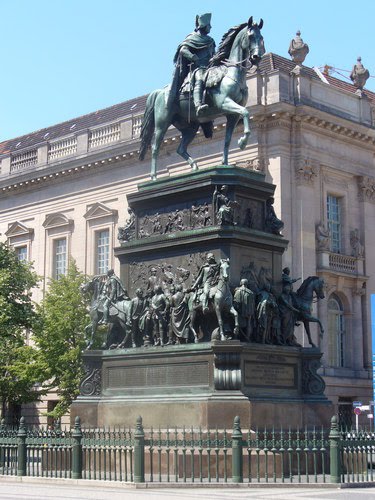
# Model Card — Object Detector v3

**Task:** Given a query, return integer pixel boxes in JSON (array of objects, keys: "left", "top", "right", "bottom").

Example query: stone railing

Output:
[
  {"left": 132, "top": 115, "right": 142, "bottom": 138},
  {"left": 88, "top": 123, "right": 121, "bottom": 149},
  {"left": 329, "top": 252, "right": 357, "bottom": 273},
  {"left": 10, "top": 149, "right": 38, "bottom": 172},
  {"left": 48, "top": 137, "right": 78, "bottom": 161},
  {"left": 0, "top": 113, "right": 147, "bottom": 178}
]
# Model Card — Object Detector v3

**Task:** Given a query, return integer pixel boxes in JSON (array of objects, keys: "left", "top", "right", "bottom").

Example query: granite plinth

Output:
[{"left": 71, "top": 342, "right": 332, "bottom": 429}]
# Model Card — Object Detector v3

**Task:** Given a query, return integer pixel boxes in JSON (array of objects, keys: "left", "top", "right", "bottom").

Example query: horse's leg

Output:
[
  {"left": 151, "top": 107, "right": 171, "bottom": 180},
  {"left": 221, "top": 98, "right": 250, "bottom": 152},
  {"left": 222, "top": 114, "right": 240, "bottom": 165},
  {"left": 85, "top": 324, "right": 94, "bottom": 349},
  {"left": 303, "top": 320, "right": 316, "bottom": 348},
  {"left": 304, "top": 313, "right": 325, "bottom": 339},
  {"left": 230, "top": 305, "right": 240, "bottom": 339},
  {"left": 86, "top": 311, "right": 99, "bottom": 349},
  {"left": 177, "top": 123, "right": 200, "bottom": 170},
  {"left": 215, "top": 301, "right": 226, "bottom": 341},
  {"left": 189, "top": 309, "right": 199, "bottom": 343}
]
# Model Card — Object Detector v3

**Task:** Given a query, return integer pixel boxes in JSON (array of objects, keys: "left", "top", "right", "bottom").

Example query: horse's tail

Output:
[{"left": 139, "top": 90, "right": 159, "bottom": 161}]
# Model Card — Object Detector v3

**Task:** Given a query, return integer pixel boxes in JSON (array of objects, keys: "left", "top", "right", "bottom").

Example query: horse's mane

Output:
[
  {"left": 208, "top": 23, "right": 247, "bottom": 67},
  {"left": 296, "top": 276, "right": 319, "bottom": 296}
]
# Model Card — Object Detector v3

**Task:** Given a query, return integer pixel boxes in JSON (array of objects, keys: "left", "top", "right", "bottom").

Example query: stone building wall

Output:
[{"left": 0, "top": 52, "right": 373, "bottom": 424}]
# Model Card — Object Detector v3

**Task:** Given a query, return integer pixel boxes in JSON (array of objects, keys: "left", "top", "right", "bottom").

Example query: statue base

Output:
[{"left": 71, "top": 342, "right": 332, "bottom": 429}]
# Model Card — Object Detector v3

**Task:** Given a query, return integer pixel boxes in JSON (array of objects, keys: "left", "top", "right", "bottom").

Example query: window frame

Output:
[
  {"left": 53, "top": 237, "right": 67, "bottom": 279},
  {"left": 327, "top": 294, "right": 345, "bottom": 368},
  {"left": 95, "top": 228, "right": 110, "bottom": 275},
  {"left": 327, "top": 194, "right": 342, "bottom": 253}
]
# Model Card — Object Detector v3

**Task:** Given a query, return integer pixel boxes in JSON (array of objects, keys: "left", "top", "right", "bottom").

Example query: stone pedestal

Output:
[
  {"left": 115, "top": 166, "right": 288, "bottom": 297},
  {"left": 71, "top": 342, "right": 332, "bottom": 429},
  {"left": 73, "top": 165, "right": 332, "bottom": 430}
]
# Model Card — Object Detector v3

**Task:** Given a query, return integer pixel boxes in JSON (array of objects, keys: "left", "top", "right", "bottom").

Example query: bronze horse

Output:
[
  {"left": 293, "top": 276, "right": 325, "bottom": 348},
  {"left": 139, "top": 17, "right": 265, "bottom": 180},
  {"left": 80, "top": 277, "right": 132, "bottom": 349},
  {"left": 189, "top": 258, "right": 239, "bottom": 342}
]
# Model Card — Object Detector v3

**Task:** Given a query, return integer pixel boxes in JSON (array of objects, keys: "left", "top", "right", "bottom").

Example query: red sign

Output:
[{"left": 354, "top": 407, "right": 362, "bottom": 415}]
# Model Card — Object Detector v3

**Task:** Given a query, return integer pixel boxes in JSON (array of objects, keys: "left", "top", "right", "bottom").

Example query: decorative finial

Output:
[
  {"left": 288, "top": 30, "right": 309, "bottom": 74},
  {"left": 350, "top": 56, "right": 370, "bottom": 95}
]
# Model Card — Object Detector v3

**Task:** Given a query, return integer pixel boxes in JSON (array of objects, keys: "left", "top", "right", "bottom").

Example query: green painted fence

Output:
[{"left": 0, "top": 415, "right": 374, "bottom": 484}]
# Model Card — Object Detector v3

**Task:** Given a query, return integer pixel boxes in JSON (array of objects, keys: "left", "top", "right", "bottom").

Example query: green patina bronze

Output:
[{"left": 139, "top": 15, "right": 265, "bottom": 180}]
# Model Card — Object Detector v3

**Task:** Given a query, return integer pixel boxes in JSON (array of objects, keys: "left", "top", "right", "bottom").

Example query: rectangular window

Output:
[
  {"left": 15, "top": 246, "right": 28, "bottom": 262},
  {"left": 96, "top": 229, "right": 109, "bottom": 274},
  {"left": 54, "top": 238, "right": 67, "bottom": 279},
  {"left": 327, "top": 195, "right": 341, "bottom": 253}
]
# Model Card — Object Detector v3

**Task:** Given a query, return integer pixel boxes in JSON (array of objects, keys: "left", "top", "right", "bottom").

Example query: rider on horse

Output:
[
  {"left": 100, "top": 269, "right": 129, "bottom": 325},
  {"left": 190, "top": 252, "right": 220, "bottom": 313},
  {"left": 171, "top": 13, "right": 216, "bottom": 116}
]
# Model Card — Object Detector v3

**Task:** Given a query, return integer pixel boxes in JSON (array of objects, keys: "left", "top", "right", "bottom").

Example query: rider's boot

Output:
[{"left": 194, "top": 80, "right": 208, "bottom": 116}]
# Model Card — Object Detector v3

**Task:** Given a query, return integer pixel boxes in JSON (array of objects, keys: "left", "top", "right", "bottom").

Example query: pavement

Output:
[{"left": 0, "top": 478, "right": 374, "bottom": 500}]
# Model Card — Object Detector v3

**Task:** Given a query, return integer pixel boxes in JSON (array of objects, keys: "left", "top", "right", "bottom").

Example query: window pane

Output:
[
  {"left": 97, "top": 230, "right": 109, "bottom": 274},
  {"left": 327, "top": 195, "right": 341, "bottom": 253},
  {"left": 328, "top": 296, "right": 345, "bottom": 367},
  {"left": 15, "top": 246, "right": 27, "bottom": 262},
  {"left": 54, "top": 238, "right": 67, "bottom": 279}
]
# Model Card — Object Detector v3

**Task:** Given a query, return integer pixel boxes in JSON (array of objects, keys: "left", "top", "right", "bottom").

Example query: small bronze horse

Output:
[
  {"left": 293, "top": 276, "right": 325, "bottom": 348},
  {"left": 188, "top": 259, "right": 239, "bottom": 342},
  {"left": 80, "top": 277, "right": 132, "bottom": 349}
]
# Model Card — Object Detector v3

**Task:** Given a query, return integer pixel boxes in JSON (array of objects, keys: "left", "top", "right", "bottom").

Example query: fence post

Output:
[
  {"left": 133, "top": 416, "right": 145, "bottom": 483},
  {"left": 17, "top": 417, "right": 27, "bottom": 476},
  {"left": 0, "top": 418, "right": 5, "bottom": 468},
  {"left": 329, "top": 415, "right": 341, "bottom": 483},
  {"left": 232, "top": 416, "right": 243, "bottom": 483},
  {"left": 72, "top": 416, "right": 83, "bottom": 479}
]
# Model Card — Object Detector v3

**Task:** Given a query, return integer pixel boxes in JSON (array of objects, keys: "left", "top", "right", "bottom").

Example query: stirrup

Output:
[{"left": 197, "top": 104, "right": 209, "bottom": 115}]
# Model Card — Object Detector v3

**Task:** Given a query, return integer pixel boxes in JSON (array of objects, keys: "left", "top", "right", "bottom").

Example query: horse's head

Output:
[
  {"left": 80, "top": 280, "right": 92, "bottom": 295},
  {"left": 247, "top": 16, "right": 265, "bottom": 66},
  {"left": 219, "top": 258, "right": 230, "bottom": 281},
  {"left": 80, "top": 276, "right": 102, "bottom": 297}
]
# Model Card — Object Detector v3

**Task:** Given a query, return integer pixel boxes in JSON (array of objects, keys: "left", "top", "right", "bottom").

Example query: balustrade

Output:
[
  {"left": 88, "top": 123, "right": 121, "bottom": 149},
  {"left": 132, "top": 115, "right": 142, "bottom": 138},
  {"left": 329, "top": 253, "right": 357, "bottom": 273},
  {"left": 10, "top": 150, "right": 38, "bottom": 172},
  {"left": 48, "top": 137, "right": 77, "bottom": 161}
]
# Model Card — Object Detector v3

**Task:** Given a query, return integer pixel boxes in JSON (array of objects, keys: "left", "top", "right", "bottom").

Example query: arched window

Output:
[{"left": 328, "top": 295, "right": 345, "bottom": 367}]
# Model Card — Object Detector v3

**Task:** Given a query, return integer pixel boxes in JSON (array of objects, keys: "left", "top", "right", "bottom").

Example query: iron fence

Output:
[{"left": 0, "top": 415, "right": 374, "bottom": 485}]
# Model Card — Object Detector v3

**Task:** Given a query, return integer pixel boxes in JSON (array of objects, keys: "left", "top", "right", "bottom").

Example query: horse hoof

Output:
[
  {"left": 191, "top": 163, "right": 198, "bottom": 171},
  {"left": 194, "top": 337, "right": 199, "bottom": 344},
  {"left": 238, "top": 137, "right": 247, "bottom": 150}
]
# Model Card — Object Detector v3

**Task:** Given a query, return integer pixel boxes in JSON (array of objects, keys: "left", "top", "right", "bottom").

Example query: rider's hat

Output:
[{"left": 195, "top": 13, "right": 212, "bottom": 30}]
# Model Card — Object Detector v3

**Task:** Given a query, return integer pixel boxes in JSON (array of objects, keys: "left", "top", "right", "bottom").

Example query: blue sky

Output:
[{"left": 1, "top": 0, "right": 374, "bottom": 141}]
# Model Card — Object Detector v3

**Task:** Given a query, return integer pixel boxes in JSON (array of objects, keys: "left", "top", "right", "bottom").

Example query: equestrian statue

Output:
[{"left": 139, "top": 14, "right": 265, "bottom": 180}]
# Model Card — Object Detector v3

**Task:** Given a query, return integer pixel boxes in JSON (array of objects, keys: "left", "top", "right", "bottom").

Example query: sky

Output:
[{"left": 1, "top": 0, "right": 375, "bottom": 142}]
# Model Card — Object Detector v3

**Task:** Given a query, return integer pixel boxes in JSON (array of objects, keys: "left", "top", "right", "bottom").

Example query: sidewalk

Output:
[{"left": 0, "top": 477, "right": 374, "bottom": 500}]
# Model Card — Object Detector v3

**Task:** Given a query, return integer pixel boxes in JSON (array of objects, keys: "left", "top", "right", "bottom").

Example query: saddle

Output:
[{"left": 179, "top": 66, "right": 228, "bottom": 94}]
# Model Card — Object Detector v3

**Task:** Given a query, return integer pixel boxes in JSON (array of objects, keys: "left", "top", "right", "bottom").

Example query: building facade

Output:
[{"left": 0, "top": 52, "right": 374, "bottom": 425}]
